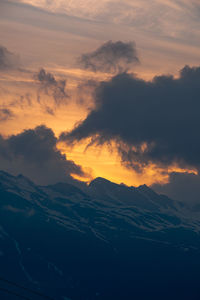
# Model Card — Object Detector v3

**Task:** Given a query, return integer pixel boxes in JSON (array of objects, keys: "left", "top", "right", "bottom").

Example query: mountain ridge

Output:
[{"left": 0, "top": 170, "right": 200, "bottom": 299}]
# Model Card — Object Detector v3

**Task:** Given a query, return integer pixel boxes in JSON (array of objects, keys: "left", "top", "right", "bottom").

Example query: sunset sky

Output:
[{"left": 1, "top": 0, "right": 200, "bottom": 201}]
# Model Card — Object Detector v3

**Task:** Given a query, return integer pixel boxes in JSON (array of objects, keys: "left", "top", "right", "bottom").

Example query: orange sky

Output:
[
  {"left": 0, "top": 0, "right": 200, "bottom": 186},
  {"left": 0, "top": 73, "right": 197, "bottom": 187}
]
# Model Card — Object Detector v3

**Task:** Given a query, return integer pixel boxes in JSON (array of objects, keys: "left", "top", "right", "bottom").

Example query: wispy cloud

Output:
[
  {"left": 35, "top": 68, "right": 68, "bottom": 106},
  {"left": 78, "top": 40, "right": 139, "bottom": 74},
  {"left": 15, "top": 0, "right": 111, "bottom": 19},
  {"left": 0, "top": 108, "right": 14, "bottom": 122},
  {"left": 15, "top": 0, "right": 200, "bottom": 41}
]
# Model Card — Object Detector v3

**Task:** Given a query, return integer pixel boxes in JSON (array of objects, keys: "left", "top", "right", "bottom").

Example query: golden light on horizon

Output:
[
  {"left": 1, "top": 78, "right": 198, "bottom": 188},
  {"left": 58, "top": 141, "right": 198, "bottom": 187}
]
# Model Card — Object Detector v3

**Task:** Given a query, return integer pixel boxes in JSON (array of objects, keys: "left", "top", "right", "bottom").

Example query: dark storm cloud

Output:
[
  {"left": 0, "top": 125, "right": 86, "bottom": 185},
  {"left": 78, "top": 40, "right": 139, "bottom": 73},
  {"left": 60, "top": 65, "right": 200, "bottom": 173},
  {"left": 35, "top": 69, "right": 68, "bottom": 105},
  {"left": 76, "top": 79, "right": 99, "bottom": 109},
  {"left": 152, "top": 172, "right": 200, "bottom": 205},
  {"left": 0, "top": 108, "right": 14, "bottom": 122},
  {"left": 0, "top": 45, "right": 19, "bottom": 70}
]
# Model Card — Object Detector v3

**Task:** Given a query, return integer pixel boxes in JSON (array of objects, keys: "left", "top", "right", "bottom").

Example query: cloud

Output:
[
  {"left": 0, "top": 125, "right": 88, "bottom": 185},
  {"left": 15, "top": 0, "right": 111, "bottom": 20},
  {"left": 35, "top": 69, "right": 68, "bottom": 105},
  {"left": 152, "top": 172, "right": 200, "bottom": 205},
  {"left": 78, "top": 40, "right": 139, "bottom": 73},
  {"left": 14, "top": 0, "right": 200, "bottom": 44},
  {"left": 0, "top": 108, "right": 14, "bottom": 122},
  {"left": 0, "top": 45, "right": 19, "bottom": 70},
  {"left": 60, "top": 65, "right": 200, "bottom": 174}
]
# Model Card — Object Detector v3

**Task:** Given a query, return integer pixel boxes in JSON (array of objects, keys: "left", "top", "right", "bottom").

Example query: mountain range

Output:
[{"left": 0, "top": 170, "right": 200, "bottom": 299}]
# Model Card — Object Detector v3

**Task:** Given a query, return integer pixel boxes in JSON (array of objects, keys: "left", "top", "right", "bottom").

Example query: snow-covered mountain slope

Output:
[{"left": 0, "top": 171, "right": 200, "bottom": 300}]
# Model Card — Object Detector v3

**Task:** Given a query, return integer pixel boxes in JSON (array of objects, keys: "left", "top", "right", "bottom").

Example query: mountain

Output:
[{"left": 0, "top": 170, "right": 200, "bottom": 299}]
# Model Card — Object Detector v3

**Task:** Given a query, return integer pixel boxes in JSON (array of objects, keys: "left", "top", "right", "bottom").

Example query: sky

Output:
[{"left": 1, "top": 0, "right": 200, "bottom": 203}]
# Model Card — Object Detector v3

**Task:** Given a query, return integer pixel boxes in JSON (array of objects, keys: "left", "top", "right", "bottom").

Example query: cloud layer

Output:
[
  {"left": 16, "top": 0, "right": 200, "bottom": 43},
  {"left": 78, "top": 41, "right": 139, "bottom": 73},
  {"left": 0, "top": 45, "right": 19, "bottom": 70},
  {"left": 0, "top": 125, "right": 86, "bottom": 185},
  {"left": 60, "top": 65, "right": 200, "bottom": 174}
]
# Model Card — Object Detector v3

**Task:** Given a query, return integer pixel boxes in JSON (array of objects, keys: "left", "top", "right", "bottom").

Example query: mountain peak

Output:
[
  {"left": 89, "top": 177, "right": 113, "bottom": 187},
  {"left": 138, "top": 184, "right": 149, "bottom": 190},
  {"left": 138, "top": 184, "right": 156, "bottom": 192}
]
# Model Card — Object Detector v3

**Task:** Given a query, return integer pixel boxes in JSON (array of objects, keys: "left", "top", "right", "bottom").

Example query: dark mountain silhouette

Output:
[{"left": 0, "top": 170, "right": 200, "bottom": 299}]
